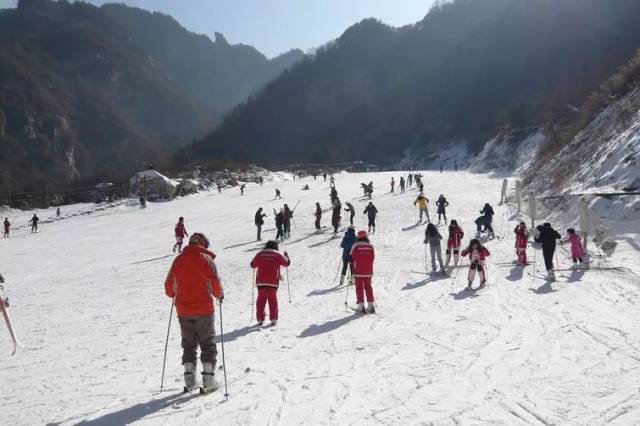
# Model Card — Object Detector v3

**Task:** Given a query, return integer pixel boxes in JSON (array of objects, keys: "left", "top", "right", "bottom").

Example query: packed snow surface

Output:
[{"left": 1, "top": 172, "right": 640, "bottom": 425}]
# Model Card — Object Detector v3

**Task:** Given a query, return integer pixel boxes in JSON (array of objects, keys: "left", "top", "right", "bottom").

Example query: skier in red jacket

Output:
[
  {"left": 350, "top": 230, "right": 376, "bottom": 313},
  {"left": 461, "top": 239, "right": 490, "bottom": 291},
  {"left": 514, "top": 222, "right": 529, "bottom": 265},
  {"left": 173, "top": 217, "right": 189, "bottom": 253},
  {"left": 445, "top": 220, "right": 464, "bottom": 267},
  {"left": 250, "top": 241, "right": 291, "bottom": 326}
]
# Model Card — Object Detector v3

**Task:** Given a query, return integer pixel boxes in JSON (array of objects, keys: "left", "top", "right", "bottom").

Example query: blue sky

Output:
[{"left": 0, "top": 0, "right": 434, "bottom": 57}]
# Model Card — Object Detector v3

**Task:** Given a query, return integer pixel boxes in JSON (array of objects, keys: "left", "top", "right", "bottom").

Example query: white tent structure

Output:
[{"left": 129, "top": 169, "right": 179, "bottom": 200}]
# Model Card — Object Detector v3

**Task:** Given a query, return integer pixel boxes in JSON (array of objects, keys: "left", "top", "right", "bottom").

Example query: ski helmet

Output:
[{"left": 189, "top": 233, "right": 210, "bottom": 248}]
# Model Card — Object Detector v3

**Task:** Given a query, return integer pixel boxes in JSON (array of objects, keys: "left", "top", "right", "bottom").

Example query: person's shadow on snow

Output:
[
  {"left": 567, "top": 269, "right": 585, "bottom": 283},
  {"left": 530, "top": 281, "right": 557, "bottom": 294},
  {"left": 450, "top": 289, "right": 480, "bottom": 300},
  {"left": 298, "top": 314, "right": 361, "bottom": 338},
  {"left": 505, "top": 266, "right": 524, "bottom": 282},
  {"left": 215, "top": 324, "right": 261, "bottom": 343}
]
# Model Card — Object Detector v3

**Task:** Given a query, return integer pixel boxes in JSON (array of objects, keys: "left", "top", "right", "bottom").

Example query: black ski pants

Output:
[{"left": 542, "top": 246, "right": 555, "bottom": 271}]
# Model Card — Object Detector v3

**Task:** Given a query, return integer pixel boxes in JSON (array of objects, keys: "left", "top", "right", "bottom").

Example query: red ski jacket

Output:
[
  {"left": 175, "top": 222, "right": 187, "bottom": 238},
  {"left": 461, "top": 246, "right": 490, "bottom": 262},
  {"left": 447, "top": 226, "right": 464, "bottom": 249},
  {"left": 514, "top": 226, "right": 528, "bottom": 249},
  {"left": 250, "top": 249, "right": 290, "bottom": 288},
  {"left": 164, "top": 245, "right": 223, "bottom": 316},
  {"left": 350, "top": 240, "right": 375, "bottom": 277}
]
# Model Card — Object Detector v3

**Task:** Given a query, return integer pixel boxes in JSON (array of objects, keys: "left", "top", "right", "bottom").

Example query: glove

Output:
[{"left": 284, "top": 251, "right": 290, "bottom": 259}]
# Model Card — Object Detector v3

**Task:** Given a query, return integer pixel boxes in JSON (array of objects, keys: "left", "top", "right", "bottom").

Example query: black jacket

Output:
[
  {"left": 536, "top": 224, "right": 561, "bottom": 250},
  {"left": 255, "top": 210, "right": 266, "bottom": 225}
]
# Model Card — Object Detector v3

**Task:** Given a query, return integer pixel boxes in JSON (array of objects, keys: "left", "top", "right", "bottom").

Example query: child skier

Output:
[
  {"left": 3, "top": 218, "right": 9, "bottom": 237},
  {"left": 363, "top": 202, "right": 378, "bottom": 234},
  {"left": 446, "top": 220, "right": 465, "bottom": 267},
  {"left": 339, "top": 227, "right": 356, "bottom": 285},
  {"left": 424, "top": 223, "right": 445, "bottom": 274},
  {"left": 173, "top": 217, "right": 189, "bottom": 253},
  {"left": 414, "top": 194, "right": 430, "bottom": 223},
  {"left": 435, "top": 194, "right": 449, "bottom": 224},
  {"left": 344, "top": 202, "right": 356, "bottom": 226},
  {"left": 350, "top": 230, "right": 376, "bottom": 313},
  {"left": 164, "top": 233, "right": 223, "bottom": 394},
  {"left": 250, "top": 241, "right": 291, "bottom": 326},
  {"left": 514, "top": 222, "right": 529, "bottom": 265},
  {"left": 564, "top": 228, "right": 585, "bottom": 267},
  {"left": 461, "top": 239, "right": 490, "bottom": 290}
]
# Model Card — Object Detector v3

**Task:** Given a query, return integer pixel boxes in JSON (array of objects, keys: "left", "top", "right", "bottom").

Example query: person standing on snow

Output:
[
  {"left": 435, "top": 194, "right": 449, "bottom": 224},
  {"left": 461, "top": 239, "right": 490, "bottom": 291},
  {"left": 339, "top": 227, "right": 356, "bottom": 285},
  {"left": 350, "top": 230, "right": 376, "bottom": 313},
  {"left": 255, "top": 208, "right": 267, "bottom": 241},
  {"left": 329, "top": 175, "right": 336, "bottom": 188},
  {"left": 445, "top": 220, "right": 464, "bottom": 267},
  {"left": 424, "top": 223, "right": 445, "bottom": 274},
  {"left": 408, "top": 173, "right": 413, "bottom": 188},
  {"left": 331, "top": 198, "right": 342, "bottom": 234},
  {"left": 164, "top": 233, "right": 224, "bottom": 393},
  {"left": 399, "top": 177, "right": 406, "bottom": 193},
  {"left": 344, "top": 202, "right": 356, "bottom": 226},
  {"left": 363, "top": 202, "right": 378, "bottom": 234},
  {"left": 273, "top": 209, "right": 285, "bottom": 241},
  {"left": 390, "top": 177, "right": 395, "bottom": 193},
  {"left": 275, "top": 188, "right": 282, "bottom": 199},
  {"left": 29, "top": 214, "right": 39, "bottom": 233},
  {"left": 250, "top": 241, "right": 290, "bottom": 326},
  {"left": 314, "top": 202, "right": 322, "bottom": 231},
  {"left": 283, "top": 204, "right": 293, "bottom": 239},
  {"left": 534, "top": 223, "right": 561, "bottom": 280},
  {"left": 173, "top": 217, "right": 189, "bottom": 253},
  {"left": 514, "top": 222, "right": 529, "bottom": 265},
  {"left": 259, "top": 176, "right": 264, "bottom": 187},
  {"left": 3, "top": 218, "right": 9, "bottom": 237},
  {"left": 564, "top": 228, "right": 585, "bottom": 267},
  {"left": 414, "top": 194, "right": 430, "bottom": 223}
]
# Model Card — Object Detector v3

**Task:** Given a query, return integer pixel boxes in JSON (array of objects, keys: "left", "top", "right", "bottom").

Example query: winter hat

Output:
[
  {"left": 265, "top": 240, "right": 279, "bottom": 250},
  {"left": 189, "top": 233, "right": 210, "bottom": 248},
  {"left": 357, "top": 230, "right": 368, "bottom": 240},
  {"left": 179, "top": 217, "right": 184, "bottom": 222}
]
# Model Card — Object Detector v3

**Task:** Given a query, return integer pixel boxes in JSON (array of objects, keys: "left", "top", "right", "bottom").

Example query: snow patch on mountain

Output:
[{"left": 469, "top": 130, "right": 546, "bottom": 176}]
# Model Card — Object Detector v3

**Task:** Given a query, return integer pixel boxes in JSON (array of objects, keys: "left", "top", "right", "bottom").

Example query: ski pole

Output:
[
  {"left": 251, "top": 270, "right": 255, "bottom": 322},
  {"left": 286, "top": 267, "right": 292, "bottom": 303},
  {"left": 333, "top": 257, "right": 342, "bottom": 285},
  {"left": 218, "top": 300, "right": 229, "bottom": 400},
  {"left": 160, "top": 297, "right": 175, "bottom": 392},
  {"left": 424, "top": 243, "right": 428, "bottom": 273}
]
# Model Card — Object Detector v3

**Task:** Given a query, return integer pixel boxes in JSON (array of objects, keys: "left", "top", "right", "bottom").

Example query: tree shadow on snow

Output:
[
  {"left": 505, "top": 266, "right": 524, "bottom": 282},
  {"left": 76, "top": 391, "right": 199, "bottom": 425},
  {"left": 216, "top": 324, "right": 261, "bottom": 343},
  {"left": 298, "top": 314, "right": 361, "bottom": 338}
]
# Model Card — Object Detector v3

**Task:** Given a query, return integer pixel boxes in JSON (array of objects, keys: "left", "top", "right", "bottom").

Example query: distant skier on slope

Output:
[
  {"left": 408, "top": 173, "right": 413, "bottom": 187},
  {"left": 29, "top": 214, "right": 39, "bottom": 233},
  {"left": 477, "top": 203, "right": 495, "bottom": 238},
  {"left": 331, "top": 198, "right": 342, "bottom": 234},
  {"left": 240, "top": 184, "right": 246, "bottom": 195},
  {"left": 339, "top": 227, "right": 356, "bottom": 285},
  {"left": 399, "top": 177, "right": 406, "bottom": 193},
  {"left": 414, "top": 194, "right": 430, "bottom": 223},
  {"left": 275, "top": 189, "right": 282, "bottom": 200},
  {"left": 330, "top": 187, "right": 338, "bottom": 203},
  {"left": 390, "top": 177, "right": 395, "bottom": 193},
  {"left": 344, "top": 202, "right": 356, "bottom": 226},
  {"left": 314, "top": 202, "right": 322, "bottom": 232},
  {"left": 363, "top": 202, "right": 378, "bottom": 234},
  {"left": 250, "top": 240, "right": 290, "bottom": 326},
  {"left": 3, "top": 218, "right": 9, "bottom": 237},
  {"left": 164, "top": 233, "right": 224, "bottom": 394},
  {"left": 283, "top": 204, "right": 293, "bottom": 239},
  {"left": 350, "top": 230, "right": 376, "bottom": 313},
  {"left": 445, "top": 220, "right": 464, "bottom": 267},
  {"left": 329, "top": 175, "right": 336, "bottom": 188},
  {"left": 514, "top": 222, "right": 529, "bottom": 265},
  {"left": 173, "top": 217, "right": 189, "bottom": 253},
  {"left": 273, "top": 209, "right": 285, "bottom": 241},
  {"left": 435, "top": 194, "right": 449, "bottom": 224},
  {"left": 534, "top": 223, "right": 561, "bottom": 281},
  {"left": 255, "top": 208, "right": 267, "bottom": 241},
  {"left": 424, "top": 223, "right": 445, "bottom": 274},
  {"left": 564, "top": 228, "right": 585, "bottom": 268},
  {"left": 461, "top": 239, "right": 490, "bottom": 291}
]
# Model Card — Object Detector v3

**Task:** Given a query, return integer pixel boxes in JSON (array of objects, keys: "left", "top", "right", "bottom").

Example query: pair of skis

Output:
[{"left": 0, "top": 283, "right": 23, "bottom": 355}]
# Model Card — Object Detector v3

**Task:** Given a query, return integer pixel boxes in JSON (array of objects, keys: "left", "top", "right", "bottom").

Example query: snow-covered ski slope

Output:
[{"left": 1, "top": 171, "right": 640, "bottom": 425}]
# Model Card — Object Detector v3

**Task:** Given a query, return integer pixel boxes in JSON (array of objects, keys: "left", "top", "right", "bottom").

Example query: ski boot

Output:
[
  {"left": 479, "top": 281, "right": 487, "bottom": 289},
  {"left": 465, "top": 282, "right": 473, "bottom": 291},
  {"left": 200, "top": 362, "right": 219, "bottom": 394},
  {"left": 270, "top": 320, "right": 278, "bottom": 327},
  {"left": 355, "top": 303, "right": 366, "bottom": 314},
  {"left": 366, "top": 302, "right": 376, "bottom": 314},
  {"left": 183, "top": 362, "right": 196, "bottom": 393}
]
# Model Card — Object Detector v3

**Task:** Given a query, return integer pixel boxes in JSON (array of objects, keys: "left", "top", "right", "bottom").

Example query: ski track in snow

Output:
[{"left": 1, "top": 171, "right": 640, "bottom": 425}]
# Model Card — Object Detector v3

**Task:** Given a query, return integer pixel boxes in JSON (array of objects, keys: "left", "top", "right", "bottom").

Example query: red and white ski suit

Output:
[
  {"left": 461, "top": 246, "right": 490, "bottom": 284},
  {"left": 514, "top": 225, "right": 528, "bottom": 264},
  {"left": 350, "top": 240, "right": 375, "bottom": 304},
  {"left": 446, "top": 225, "right": 464, "bottom": 265},
  {"left": 250, "top": 249, "right": 290, "bottom": 322}
]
